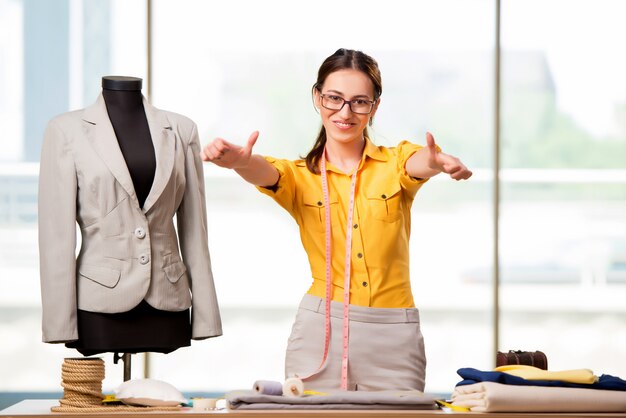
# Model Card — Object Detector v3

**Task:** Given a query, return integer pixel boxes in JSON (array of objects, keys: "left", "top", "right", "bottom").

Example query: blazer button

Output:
[
  {"left": 134, "top": 227, "right": 146, "bottom": 239},
  {"left": 139, "top": 254, "right": 150, "bottom": 265}
]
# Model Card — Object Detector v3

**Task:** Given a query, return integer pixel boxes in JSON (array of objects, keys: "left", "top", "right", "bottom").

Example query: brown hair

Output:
[{"left": 304, "top": 48, "right": 382, "bottom": 174}]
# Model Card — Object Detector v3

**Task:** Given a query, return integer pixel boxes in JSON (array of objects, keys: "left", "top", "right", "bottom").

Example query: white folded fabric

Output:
[{"left": 452, "top": 381, "right": 626, "bottom": 412}]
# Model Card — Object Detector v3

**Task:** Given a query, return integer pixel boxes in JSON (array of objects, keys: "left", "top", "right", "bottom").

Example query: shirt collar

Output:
[
  {"left": 295, "top": 137, "right": 388, "bottom": 171},
  {"left": 322, "top": 137, "right": 388, "bottom": 175},
  {"left": 363, "top": 137, "right": 388, "bottom": 162}
]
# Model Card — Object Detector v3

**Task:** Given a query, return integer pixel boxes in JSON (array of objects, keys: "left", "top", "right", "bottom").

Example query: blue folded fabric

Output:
[{"left": 456, "top": 368, "right": 626, "bottom": 391}]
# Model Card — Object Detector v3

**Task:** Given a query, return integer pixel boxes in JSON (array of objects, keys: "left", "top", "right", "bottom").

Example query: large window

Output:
[
  {"left": 0, "top": 0, "right": 622, "bottom": 399},
  {"left": 0, "top": 0, "right": 147, "bottom": 391},
  {"left": 498, "top": 0, "right": 626, "bottom": 378},
  {"left": 150, "top": 0, "right": 493, "bottom": 393}
]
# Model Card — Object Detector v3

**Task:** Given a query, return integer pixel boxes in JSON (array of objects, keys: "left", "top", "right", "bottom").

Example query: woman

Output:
[{"left": 201, "top": 48, "right": 472, "bottom": 392}]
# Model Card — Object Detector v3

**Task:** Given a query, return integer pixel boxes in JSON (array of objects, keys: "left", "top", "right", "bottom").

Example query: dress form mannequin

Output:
[
  {"left": 102, "top": 76, "right": 155, "bottom": 208},
  {"left": 65, "top": 76, "right": 192, "bottom": 357}
]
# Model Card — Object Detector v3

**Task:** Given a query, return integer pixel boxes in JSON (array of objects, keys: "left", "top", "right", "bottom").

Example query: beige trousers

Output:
[{"left": 285, "top": 294, "right": 426, "bottom": 391}]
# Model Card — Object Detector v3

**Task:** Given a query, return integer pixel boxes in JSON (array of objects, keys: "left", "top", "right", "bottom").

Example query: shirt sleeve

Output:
[
  {"left": 396, "top": 140, "right": 430, "bottom": 198},
  {"left": 255, "top": 156, "right": 298, "bottom": 217}
]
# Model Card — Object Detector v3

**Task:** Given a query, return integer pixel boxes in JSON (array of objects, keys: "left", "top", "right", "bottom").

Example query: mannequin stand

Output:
[{"left": 113, "top": 353, "right": 133, "bottom": 381}]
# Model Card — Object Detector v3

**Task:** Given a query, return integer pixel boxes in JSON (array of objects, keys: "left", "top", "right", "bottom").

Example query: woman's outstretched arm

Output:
[
  {"left": 201, "top": 131, "right": 279, "bottom": 187},
  {"left": 405, "top": 132, "right": 473, "bottom": 180}
]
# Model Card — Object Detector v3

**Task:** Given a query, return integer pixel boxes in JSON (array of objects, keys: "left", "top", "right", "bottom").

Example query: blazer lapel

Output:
[
  {"left": 142, "top": 98, "right": 175, "bottom": 214},
  {"left": 82, "top": 95, "right": 139, "bottom": 207}
]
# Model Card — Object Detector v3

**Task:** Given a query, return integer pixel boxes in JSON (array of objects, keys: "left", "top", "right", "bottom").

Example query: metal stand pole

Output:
[{"left": 122, "top": 353, "right": 132, "bottom": 381}]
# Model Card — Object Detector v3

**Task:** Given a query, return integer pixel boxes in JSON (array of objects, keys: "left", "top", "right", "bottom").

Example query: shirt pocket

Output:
[
  {"left": 301, "top": 190, "right": 339, "bottom": 231},
  {"left": 365, "top": 182, "right": 403, "bottom": 223}
]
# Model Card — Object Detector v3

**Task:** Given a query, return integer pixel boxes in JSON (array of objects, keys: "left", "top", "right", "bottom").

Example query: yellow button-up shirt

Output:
[{"left": 257, "top": 139, "right": 428, "bottom": 308}]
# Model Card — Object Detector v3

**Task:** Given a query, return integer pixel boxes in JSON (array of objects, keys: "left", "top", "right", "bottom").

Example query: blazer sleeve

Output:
[
  {"left": 176, "top": 122, "right": 223, "bottom": 339},
  {"left": 38, "top": 118, "right": 79, "bottom": 343}
]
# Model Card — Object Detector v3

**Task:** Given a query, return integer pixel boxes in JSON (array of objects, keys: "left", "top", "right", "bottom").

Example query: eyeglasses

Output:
[{"left": 319, "top": 94, "right": 376, "bottom": 115}]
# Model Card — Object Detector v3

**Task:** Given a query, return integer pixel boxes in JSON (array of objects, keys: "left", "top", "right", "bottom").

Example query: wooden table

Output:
[{"left": 1, "top": 400, "right": 625, "bottom": 418}]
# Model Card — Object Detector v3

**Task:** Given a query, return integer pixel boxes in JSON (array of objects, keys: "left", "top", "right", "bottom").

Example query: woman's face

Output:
[{"left": 314, "top": 69, "right": 379, "bottom": 146}]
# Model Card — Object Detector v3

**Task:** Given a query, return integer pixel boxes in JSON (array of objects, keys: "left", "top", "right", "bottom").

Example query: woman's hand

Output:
[
  {"left": 201, "top": 131, "right": 279, "bottom": 187},
  {"left": 201, "top": 131, "right": 259, "bottom": 169},
  {"left": 425, "top": 132, "right": 472, "bottom": 180}
]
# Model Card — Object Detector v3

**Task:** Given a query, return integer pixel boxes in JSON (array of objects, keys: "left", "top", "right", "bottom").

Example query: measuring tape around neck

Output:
[{"left": 300, "top": 150, "right": 358, "bottom": 390}]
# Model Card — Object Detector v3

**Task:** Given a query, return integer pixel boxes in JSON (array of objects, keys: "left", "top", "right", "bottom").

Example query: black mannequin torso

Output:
[
  {"left": 66, "top": 76, "right": 191, "bottom": 356},
  {"left": 102, "top": 77, "right": 155, "bottom": 208}
]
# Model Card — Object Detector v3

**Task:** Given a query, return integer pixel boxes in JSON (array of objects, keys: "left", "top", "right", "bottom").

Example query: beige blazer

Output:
[{"left": 38, "top": 94, "right": 222, "bottom": 343}]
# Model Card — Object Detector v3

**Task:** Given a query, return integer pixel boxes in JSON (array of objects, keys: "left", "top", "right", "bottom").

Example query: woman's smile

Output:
[{"left": 332, "top": 120, "right": 356, "bottom": 130}]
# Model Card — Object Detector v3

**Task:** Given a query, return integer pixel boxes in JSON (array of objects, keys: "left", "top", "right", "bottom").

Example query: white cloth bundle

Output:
[{"left": 452, "top": 381, "right": 626, "bottom": 412}]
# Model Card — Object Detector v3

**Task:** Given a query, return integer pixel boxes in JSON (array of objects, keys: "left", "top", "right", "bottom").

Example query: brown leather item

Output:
[{"left": 496, "top": 350, "right": 548, "bottom": 370}]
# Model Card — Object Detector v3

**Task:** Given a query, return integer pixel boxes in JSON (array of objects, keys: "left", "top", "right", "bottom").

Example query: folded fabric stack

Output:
[
  {"left": 226, "top": 389, "right": 437, "bottom": 410},
  {"left": 451, "top": 365, "right": 626, "bottom": 412}
]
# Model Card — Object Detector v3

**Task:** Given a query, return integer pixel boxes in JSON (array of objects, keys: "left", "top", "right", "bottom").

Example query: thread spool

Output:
[
  {"left": 282, "top": 377, "right": 304, "bottom": 397},
  {"left": 192, "top": 398, "right": 216, "bottom": 411},
  {"left": 253, "top": 380, "right": 283, "bottom": 396}
]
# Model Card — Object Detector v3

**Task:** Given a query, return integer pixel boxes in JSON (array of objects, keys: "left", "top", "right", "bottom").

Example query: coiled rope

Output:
[{"left": 51, "top": 358, "right": 181, "bottom": 413}]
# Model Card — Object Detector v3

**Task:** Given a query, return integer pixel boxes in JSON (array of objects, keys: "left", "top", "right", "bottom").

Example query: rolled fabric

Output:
[
  {"left": 253, "top": 380, "right": 283, "bottom": 396},
  {"left": 283, "top": 377, "right": 304, "bottom": 397}
]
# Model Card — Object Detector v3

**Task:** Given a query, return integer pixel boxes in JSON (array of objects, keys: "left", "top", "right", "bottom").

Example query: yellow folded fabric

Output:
[{"left": 494, "top": 364, "right": 598, "bottom": 384}]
